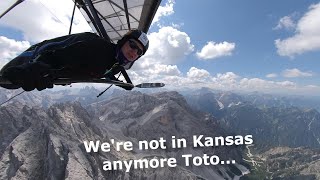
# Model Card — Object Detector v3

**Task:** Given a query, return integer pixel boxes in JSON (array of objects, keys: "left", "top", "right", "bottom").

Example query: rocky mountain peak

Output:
[{"left": 0, "top": 91, "right": 246, "bottom": 179}]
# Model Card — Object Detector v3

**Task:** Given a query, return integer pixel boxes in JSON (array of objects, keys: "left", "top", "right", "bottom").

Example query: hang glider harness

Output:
[{"left": 0, "top": 0, "right": 165, "bottom": 106}]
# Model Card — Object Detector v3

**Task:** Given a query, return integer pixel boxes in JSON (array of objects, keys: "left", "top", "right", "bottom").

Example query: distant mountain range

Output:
[
  {"left": 0, "top": 89, "right": 248, "bottom": 180},
  {"left": 183, "top": 88, "right": 320, "bottom": 179},
  {"left": 1, "top": 86, "right": 320, "bottom": 179},
  {"left": 184, "top": 89, "right": 320, "bottom": 149},
  {"left": 183, "top": 88, "right": 320, "bottom": 112}
]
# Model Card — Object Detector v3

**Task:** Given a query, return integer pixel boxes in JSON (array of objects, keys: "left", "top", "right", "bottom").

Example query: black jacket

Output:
[
  {"left": 34, "top": 32, "right": 118, "bottom": 79},
  {"left": 0, "top": 32, "right": 132, "bottom": 90}
]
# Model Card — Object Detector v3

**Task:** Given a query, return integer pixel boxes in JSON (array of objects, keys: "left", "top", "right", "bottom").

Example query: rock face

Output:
[
  {"left": 0, "top": 91, "right": 246, "bottom": 180},
  {"left": 89, "top": 91, "right": 246, "bottom": 179},
  {"left": 184, "top": 90, "right": 320, "bottom": 179},
  {"left": 0, "top": 102, "right": 31, "bottom": 158},
  {"left": 3, "top": 87, "right": 319, "bottom": 179},
  {"left": 0, "top": 86, "right": 113, "bottom": 109},
  {"left": 0, "top": 101, "right": 107, "bottom": 180},
  {"left": 185, "top": 91, "right": 320, "bottom": 149},
  {"left": 220, "top": 104, "right": 320, "bottom": 150},
  {"left": 244, "top": 147, "right": 320, "bottom": 179}
]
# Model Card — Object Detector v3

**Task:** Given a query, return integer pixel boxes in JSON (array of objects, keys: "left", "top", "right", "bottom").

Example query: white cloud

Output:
[
  {"left": 196, "top": 41, "right": 235, "bottom": 60},
  {"left": 281, "top": 68, "right": 313, "bottom": 78},
  {"left": 211, "top": 72, "right": 240, "bottom": 89},
  {"left": 141, "top": 26, "right": 194, "bottom": 65},
  {"left": 276, "top": 81, "right": 297, "bottom": 88},
  {"left": 0, "top": 36, "right": 30, "bottom": 68},
  {"left": 275, "top": 3, "right": 320, "bottom": 57},
  {"left": 155, "top": 71, "right": 301, "bottom": 94},
  {"left": 239, "top": 78, "right": 297, "bottom": 91},
  {"left": 152, "top": 0, "right": 175, "bottom": 25},
  {"left": 152, "top": 64, "right": 181, "bottom": 76},
  {"left": 130, "top": 26, "right": 193, "bottom": 84},
  {"left": 128, "top": 65, "right": 318, "bottom": 95},
  {"left": 266, "top": 73, "right": 278, "bottom": 78},
  {"left": 187, "top": 67, "right": 210, "bottom": 80},
  {"left": 0, "top": 0, "right": 91, "bottom": 42},
  {"left": 214, "top": 72, "right": 240, "bottom": 82},
  {"left": 140, "top": 64, "right": 181, "bottom": 77},
  {"left": 273, "top": 15, "right": 296, "bottom": 30},
  {"left": 306, "top": 85, "right": 319, "bottom": 88}
]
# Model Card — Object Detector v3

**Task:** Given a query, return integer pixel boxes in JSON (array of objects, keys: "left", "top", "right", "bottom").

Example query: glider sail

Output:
[
  {"left": 77, "top": 0, "right": 161, "bottom": 69},
  {"left": 77, "top": 0, "right": 161, "bottom": 42},
  {"left": 1, "top": 0, "right": 161, "bottom": 39},
  {"left": 0, "top": 0, "right": 164, "bottom": 89}
]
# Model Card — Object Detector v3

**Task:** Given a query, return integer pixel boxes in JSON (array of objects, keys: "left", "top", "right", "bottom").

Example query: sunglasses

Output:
[{"left": 128, "top": 39, "right": 143, "bottom": 56}]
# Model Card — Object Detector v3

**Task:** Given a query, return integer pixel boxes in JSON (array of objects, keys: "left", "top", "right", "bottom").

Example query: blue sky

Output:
[
  {"left": 172, "top": 1, "right": 312, "bottom": 72},
  {"left": 168, "top": 0, "right": 320, "bottom": 82},
  {"left": 0, "top": 0, "right": 320, "bottom": 95}
]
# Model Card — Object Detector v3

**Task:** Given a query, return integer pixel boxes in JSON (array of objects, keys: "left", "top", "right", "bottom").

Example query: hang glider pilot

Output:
[{"left": 0, "top": 30, "right": 149, "bottom": 91}]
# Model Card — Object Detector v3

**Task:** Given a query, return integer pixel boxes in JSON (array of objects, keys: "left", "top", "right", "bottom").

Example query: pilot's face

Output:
[{"left": 121, "top": 39, "right": 144, "bottom": 62}]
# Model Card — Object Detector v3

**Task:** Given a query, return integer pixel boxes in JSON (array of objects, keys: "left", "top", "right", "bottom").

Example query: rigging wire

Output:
[
  {"left": 97, "top": 73, "right": 122, "bottom": 98},
  {"left": 38, "top": 0, "right": 69, "bottom": 29},
  {"left": 69, "top": 0, "right": 77, "bottom": 35},
  {"left": 0, "top": 0, "right": 25, "bottom": 19},
  {"left": 0, "top": 90, "right": 25, "bottom": 107}
]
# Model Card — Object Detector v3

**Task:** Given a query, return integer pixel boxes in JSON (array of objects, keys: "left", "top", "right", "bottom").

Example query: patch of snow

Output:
[
  {"left": 228, "top": 101, "right": 242, "bottom": 108},
  {"left": 140, "top": 104, "right": 164, "bottom": 125},
  {"left": 216, "top": 99, "right": 224, "bottom": 110},
  {"left": 308, "top": 116, "right": 316, "bottom": 130}
]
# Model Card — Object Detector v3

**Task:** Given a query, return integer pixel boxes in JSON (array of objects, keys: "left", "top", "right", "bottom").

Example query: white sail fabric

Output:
[{"left": 76, "top": 0, "right": 161, "bottom": 42}]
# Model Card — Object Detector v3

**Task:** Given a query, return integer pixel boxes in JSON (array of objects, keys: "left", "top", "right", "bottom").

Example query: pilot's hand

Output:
[
  {"left": 36, "top": 73, "right": 54, "bottom": 91},
  {"left": 6, "top": 61, "right": 54, "bottom": 91},
  {"left": 27, "top": 62, "right": 54, "bottom": 91}
]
